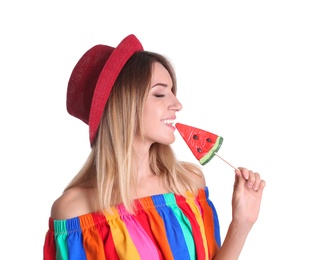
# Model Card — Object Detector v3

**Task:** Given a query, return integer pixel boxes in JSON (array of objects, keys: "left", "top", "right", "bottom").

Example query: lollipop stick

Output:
[{"left": 214, "top": 153, "right": 237, "bottom": 170}]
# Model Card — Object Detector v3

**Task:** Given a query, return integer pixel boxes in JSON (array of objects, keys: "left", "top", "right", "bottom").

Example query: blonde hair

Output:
[{"left": 65, "top": 51, "right": 203, "bottom": 214}]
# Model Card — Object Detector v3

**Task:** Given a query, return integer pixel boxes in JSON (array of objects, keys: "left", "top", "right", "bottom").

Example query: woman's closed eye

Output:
[{"left": 154, "top": 94, "right": 165, "bottom": 98}]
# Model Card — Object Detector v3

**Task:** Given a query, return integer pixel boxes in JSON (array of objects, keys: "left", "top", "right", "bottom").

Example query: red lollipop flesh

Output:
[{"left": 175, "top": 122, "right": 223, "bottom": 165}]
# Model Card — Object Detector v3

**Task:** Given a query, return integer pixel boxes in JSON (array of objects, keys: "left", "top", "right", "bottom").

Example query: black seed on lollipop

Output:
[
  {"left": 197, "top": 148, "right": 202, "bottom": 153},
  {"left": 206, "top": 138, "right": 212, "bottom": 142},
  {"left": 193, "top": 134, "right": 198, "bottom": 140}
]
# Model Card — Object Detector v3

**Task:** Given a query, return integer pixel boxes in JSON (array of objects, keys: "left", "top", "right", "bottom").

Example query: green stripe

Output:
[
  {"left": 163, "top": 193, "right": 196, "bottom": 260},
  {"left": 54, "top": 220, "right": 69, "bottom": 260}
]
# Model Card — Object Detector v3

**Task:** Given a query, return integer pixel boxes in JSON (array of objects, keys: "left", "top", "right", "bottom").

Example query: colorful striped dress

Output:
[{"left": 43, "top": 187, "right": 221, "bottom": 260}]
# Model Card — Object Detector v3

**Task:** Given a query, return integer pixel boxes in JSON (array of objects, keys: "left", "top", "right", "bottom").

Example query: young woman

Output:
[{"left": 43, "top": 34, "right": 266, "bottom": 260}]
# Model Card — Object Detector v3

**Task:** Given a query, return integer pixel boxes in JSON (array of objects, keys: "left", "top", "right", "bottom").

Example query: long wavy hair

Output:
[{"left": 64, "top": 51, "right": 203, "bottom": 214}]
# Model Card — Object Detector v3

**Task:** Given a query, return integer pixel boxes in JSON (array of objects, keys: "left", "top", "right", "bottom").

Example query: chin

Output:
[{"left": 161, "top": 137, "right": 176, "bottom": 145}]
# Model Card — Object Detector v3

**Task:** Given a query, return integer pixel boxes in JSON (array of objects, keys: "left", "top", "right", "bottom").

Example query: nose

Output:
[{"left": 170, "top": 95, "right": 183, "bottom": 112}]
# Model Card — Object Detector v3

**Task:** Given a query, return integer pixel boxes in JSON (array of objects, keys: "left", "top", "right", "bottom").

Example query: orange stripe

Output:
[
  {"left": 198, "top": 189, "right": 219, "bottom": 259},
  {"left": 79, "top": 214, "right": 106, "bottom": 259}
]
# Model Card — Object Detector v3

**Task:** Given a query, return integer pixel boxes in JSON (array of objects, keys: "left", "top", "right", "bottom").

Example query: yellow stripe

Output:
[{"left": 105, "top": 207, "right": 141, "bottom": 259}]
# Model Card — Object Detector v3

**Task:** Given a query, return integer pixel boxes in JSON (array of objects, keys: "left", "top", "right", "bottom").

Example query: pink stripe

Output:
[{"left": 117, "top": 204, "right": 160, "bottom": 260}]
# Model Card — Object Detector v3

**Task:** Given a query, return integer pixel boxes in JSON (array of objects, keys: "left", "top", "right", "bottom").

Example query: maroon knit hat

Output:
[{"left": 67, "top": 34, "right": 144, "bottom": 145}]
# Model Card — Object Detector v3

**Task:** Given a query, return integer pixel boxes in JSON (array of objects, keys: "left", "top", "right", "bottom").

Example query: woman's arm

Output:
[{"left": 214, "top": 168, "right": 266, "bottom": 260}]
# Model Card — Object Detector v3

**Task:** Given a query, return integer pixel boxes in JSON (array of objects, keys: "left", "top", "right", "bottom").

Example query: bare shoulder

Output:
[
  {"left": 51, "top": 184, "right": 96, "bottom": 220},
  {"left": 181, "top": 162, "right": 206, "bottom": 189},
  {"left": 188, "top": 168, "right": 206, "bottom": 189}
]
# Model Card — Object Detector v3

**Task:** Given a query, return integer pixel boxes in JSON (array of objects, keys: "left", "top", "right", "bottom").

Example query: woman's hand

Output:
[{"left": 232, "top": 167, "right": 266, "bottom": 226}]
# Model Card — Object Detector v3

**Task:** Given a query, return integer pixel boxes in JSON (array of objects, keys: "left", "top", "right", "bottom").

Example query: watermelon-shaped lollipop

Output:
[
  {"left": 175, "top": 122, "right": 224, "bottom": 166},
  {"left": 176, "top": 123, "right": 237, "bottom": 169}
]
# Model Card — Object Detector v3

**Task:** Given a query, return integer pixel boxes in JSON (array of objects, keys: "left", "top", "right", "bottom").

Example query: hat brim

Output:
[{"left": 89, "top": 34, "right": 143, "bottom": 144}]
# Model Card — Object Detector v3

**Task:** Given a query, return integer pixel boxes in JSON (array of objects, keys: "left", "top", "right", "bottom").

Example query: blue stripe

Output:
[
  {"left": 151, "top": 194, "right": 191, "bottom": 259},
  {"left": 66, "top": 217, "right": 87, "bottom": 260},
  {"left": 163, "top": 193, "right": 196, "bottom": 260}
]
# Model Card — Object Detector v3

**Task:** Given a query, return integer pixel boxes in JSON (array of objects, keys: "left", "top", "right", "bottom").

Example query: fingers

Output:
[{"left": 235, "top": 167, "right": 266, "bottom": 192}]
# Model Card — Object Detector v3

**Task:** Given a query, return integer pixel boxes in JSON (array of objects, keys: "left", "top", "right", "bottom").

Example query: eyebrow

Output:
[{"left": 151, "top": 83, "right": 169, "bottom": 88}]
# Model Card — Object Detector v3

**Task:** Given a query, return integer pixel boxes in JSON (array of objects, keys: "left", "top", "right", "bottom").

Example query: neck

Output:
[{"left": 133, "top": 137, "right": 154, "bottom": 177}]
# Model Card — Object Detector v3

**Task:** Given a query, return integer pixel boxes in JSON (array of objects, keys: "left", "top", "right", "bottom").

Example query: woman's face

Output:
[{"left": 138, "top": 62, "right": 182, "bottom": 146}]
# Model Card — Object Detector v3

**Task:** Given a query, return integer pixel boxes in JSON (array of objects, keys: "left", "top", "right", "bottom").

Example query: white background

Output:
[{"left": 1, "top": 1, "right": 308, "bottom": 259}]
